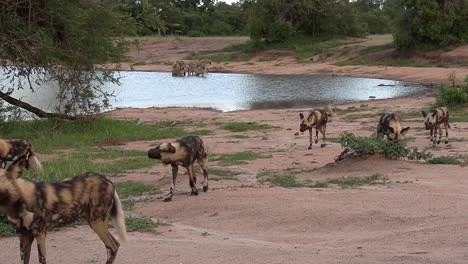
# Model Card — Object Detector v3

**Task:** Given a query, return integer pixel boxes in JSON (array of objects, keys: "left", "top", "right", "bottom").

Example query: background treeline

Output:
[{"left": 118, "top": 0, "right": 467, "bottom": 49}]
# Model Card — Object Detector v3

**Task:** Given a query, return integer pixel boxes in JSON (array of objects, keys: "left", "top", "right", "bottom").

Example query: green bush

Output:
[
  {"left": 339, "top": 132, "right": 411, "bottom": 159},
  {"left": 427, "top": 156, "right": 462, "bottom": 165},
  {"left": 187, "top": 30, "right": 205, "bottom": 37},
  {"left": 434, "top": 74, "right": 468, "bottom": 110}
]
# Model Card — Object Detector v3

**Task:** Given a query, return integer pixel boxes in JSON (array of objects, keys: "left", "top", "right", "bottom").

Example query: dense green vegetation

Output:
[{"left": 434, "top": 74, "right": 468, "bottom": 110}]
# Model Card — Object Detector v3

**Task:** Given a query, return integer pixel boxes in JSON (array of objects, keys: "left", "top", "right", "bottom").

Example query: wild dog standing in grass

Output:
[
  {"left": 0, "top": 160, "right": 126, "bottom": 264},
  {"left": 376, "top": 113, "right": 410, "bottom": 141},
  {"left": 148, "top": 135, "right": 208, "bottom": 202},
  {"left": 298, "top": 109, "right": 329, "bottom": 149},
  {"left": 0, "top": 139, "right": 42, "bottom": 172},
  {"left": 422, "top": 107, "right": 450, "bottom": 144}
]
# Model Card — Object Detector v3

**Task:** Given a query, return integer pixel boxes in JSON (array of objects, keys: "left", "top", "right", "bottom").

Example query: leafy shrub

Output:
[
  {"left": 434, "top": 74, "right": 468, "bottom": 110},
  {"left": 187, "top": 30, "right": 205, "bottom": 37},
  {"left": 339, "top": 132, "right": 410, "bottom": 159}
]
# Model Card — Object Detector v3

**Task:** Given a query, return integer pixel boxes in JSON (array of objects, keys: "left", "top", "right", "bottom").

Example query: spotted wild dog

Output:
[
  {"left": 148, "top": 135, "right": 209, "bottom": 202},
  {"left": 422, "top": 107, "right": 450, "bottom": 144},
  {"left": 0, "top": 160, "right": 127, "bottom": 264},
  {"left": 0, "top": 139, "right": 42, "bottom": 172},
  {"left": 298, "top": 109, "right": 329, "bottom": 149},
  {"left": 376, "top": 113, "right": 410, "bottom": 141}
]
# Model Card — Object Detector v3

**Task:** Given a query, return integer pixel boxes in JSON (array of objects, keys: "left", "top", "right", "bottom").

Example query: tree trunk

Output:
[{"left": 0, "top": 91, "right": 76, "bottom": 120}]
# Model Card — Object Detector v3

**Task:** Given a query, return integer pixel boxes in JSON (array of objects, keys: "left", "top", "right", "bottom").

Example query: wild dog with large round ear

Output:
[
  {"left": 0, "top": 139, "right": 42, "bottom": 175},
  {"left": 298, "top": 109, "right": 329, "bottom": 149},
  {"left": 148, "top": 135, "right": 209, "bottom": 202},
  {"left": 377, "top": 113, "right": 410, "bottom": 141},
  {"left": 422, "top": 107, "right": 450, "bottom": 144}
]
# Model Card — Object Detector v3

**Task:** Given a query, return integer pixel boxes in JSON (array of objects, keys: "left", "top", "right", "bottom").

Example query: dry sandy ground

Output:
[{"left": 1, "top": 38, "right": 468, "bottom": 264}]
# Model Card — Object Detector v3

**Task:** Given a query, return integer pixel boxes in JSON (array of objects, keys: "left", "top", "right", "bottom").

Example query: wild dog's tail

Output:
[
  {"left": 28, "top": 154, "right": 43, "bottom": 172},
  {"left": 111, "top": 190, "right": 127, "bottom": 242}
]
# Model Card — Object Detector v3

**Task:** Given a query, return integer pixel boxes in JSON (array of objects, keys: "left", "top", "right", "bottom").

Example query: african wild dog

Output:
[
  {"left": 148, "top": 135, "right": 208, "bottom": 202},
  {"left": 0, "top": 139, "right": 42, "bottom": 172},
  {"left": 0, "top": 160, "right": 127, "bottom": 264},
  {"left": 299, "top": 109, "right": 329, "bottom": 149},
  {"left": 422, "top": 107, "right": 450, "bottom": 144},
  {"left": 194, "top": 64, "right": 208, "bottom": 77},
  {"left": 172, "top": 61, "right": 187, "bottom": 77},
  {"left": 376, "top": 113, "right": 410, "bottom": 141}
]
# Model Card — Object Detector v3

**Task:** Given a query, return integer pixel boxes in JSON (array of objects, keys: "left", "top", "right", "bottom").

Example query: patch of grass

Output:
[
  {"left": 0, "top": 118, "right": 187, "bottom": 154},
  {"left": 448, "top": 137, "right": 467, "bottom": 142},
  {"left": 190, "top": 130, "right": 213, "bottom": 135},
  {"left": 212, "top": 151, "right": 272, "bottom": 165},
  {"left": 26, "top": 155, "right": 157, "bottom": 182},
  {"left": 260, "top": 136, "right": 269, "bottom": 140},
  {"left": 256, "top": 169, "right": 277, "bottom": 179},
  {"left": 450, "top": 116, "right": 468, "bottom": 122},
  {"left": 427, "top": 156, "right": 462, "bottom": 165},
  {"left": 132, "top": 61, "right": 147, "bottom": 66},
  {"left": 208, "top": 168, "right": 242, "bottom": 177},
  {"left": 309, "top": 182, "right": 329, "bottom": 188},
  {"left": 0, "top": 213, "right": 15, "bottom": 237},
  {"left": 359, "top": 43, "right": 394, "bottom": 55},
  {"left": 229, "top": 134, "right": 250, "bottom": 139},
  {"left": 245, "top": 62, "right": 255, "bottom": 65},
  {"left": 221, "top": 122, "right": 274, "bottom": 132},
  {"left": 367, "top": 34, "right": 393, "bottom": 40},
  {"left": 125, "top": 216, "right": 159, "bottom": 234},
  {"left": 226, "top": 140, "right": 240, "bottom": 143},
  {"left": 258, "top": 57, "right": 278, "bottom": 62},
  {"left": 332, "top": 107, "right": 376, "bottom": 114},
  {"left": 267, "top": 175, "right": 305, "bottom": 187},
  {"left": 328, "top": 173, "right": 387, "bottom": 187},
  {"left": 115, "top": 181, "right": 159, "bottom": 198}
]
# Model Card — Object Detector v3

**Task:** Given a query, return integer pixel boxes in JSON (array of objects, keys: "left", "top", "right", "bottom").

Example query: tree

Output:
[
  {"left": 0, "top": 0, "right": 134, "bottom": 119},
  {"left": 394, "top": 0, "right": 468, "bottom": 49}
]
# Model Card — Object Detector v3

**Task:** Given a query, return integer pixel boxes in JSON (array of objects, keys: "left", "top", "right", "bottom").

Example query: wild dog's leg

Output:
[
  {"left": 315, "top": 128, "right": 319, "bottom": 144},
  {"left": 319, "top": 126, "right": 327, "bottom": 148},
  {"left": 17, "top": 229, "right": 34, "bottom": 264},
  {"left": 197, "top": 157, "right": 209, "bottom": 192},
  {"left": 88, "top": 220, "right": 120, "bottom": 264},
  {"left": 165, "top": 164, "right": 179, "bottom": 202},
  {"left": 187, "top": 165, "right": 198, "bottom": 195},
  {"left": 432, "top": 125, "right": 437, "bottom": 144},
  {"left": 444, "top": 121, "right": 449, "bottom": 144},
  {"left": 36, "top": 232, "right": 47, "bottom": 264},
  {"left": 308, "top": 128, "right": 313, "bottom": 149},
  {"left": 437, "top": 124, "right": 443, "bottom": 144}
]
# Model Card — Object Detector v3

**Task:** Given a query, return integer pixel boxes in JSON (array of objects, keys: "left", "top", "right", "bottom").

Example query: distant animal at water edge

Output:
[
  {"left": 0, "top": 160, "right": 127, "bottom": 264},
  {"left": 376, "top": 113, "right": 410, "bottom": 141},
  {"left": 172, "top": 61, "right": 187, "bottom": 77},
  {"left": 148, "top": 135, "right": 209, "bottom": 202},
  {"left": 194, "top": 64, "right": 208, "bottom": 77},
  {"left": 0, "top": 139, "right": 42, "bottom": 173},
  {"left": 422, "top": 107, "right": 450, "bottom": 144},
  {"left": 298, "top": 109, "right": 329, "bottom": 149}
]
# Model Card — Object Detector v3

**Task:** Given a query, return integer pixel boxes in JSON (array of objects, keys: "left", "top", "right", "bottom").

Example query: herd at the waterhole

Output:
[
  {"left": 0, "top": 105, "right": 452, "bottom": 263},
  {"left": 172, "top": 59, "right": 212, "bottom": 77}
]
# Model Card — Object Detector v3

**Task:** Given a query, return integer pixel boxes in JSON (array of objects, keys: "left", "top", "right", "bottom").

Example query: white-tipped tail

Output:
[
  {"left": 29, "top": 155, "right": 43, "bottom": 172},
  {"left": 112, "top": 190, "right": 127, "bottom": 242}
]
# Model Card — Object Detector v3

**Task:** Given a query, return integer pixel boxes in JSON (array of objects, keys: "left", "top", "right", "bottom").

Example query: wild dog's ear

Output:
[
  {"left": 299, "top": 113, "right": 304, "bottom": 120},
  {"left": 400, "top": 127, "right": 410, "bottom": 136},
  {"left": 168, "top": 143, "right": 176, "bottom": 153},
  {"left": 421, "top": 111, "right": 427, "bottom": 118},
  {"left": 388, "top": 127, "right": 395, "bottom": 134}
]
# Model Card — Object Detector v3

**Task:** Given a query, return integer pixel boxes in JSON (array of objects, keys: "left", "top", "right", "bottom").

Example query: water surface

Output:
[{"left": 6, "top": 72, "right": 432, "bottom": 112}]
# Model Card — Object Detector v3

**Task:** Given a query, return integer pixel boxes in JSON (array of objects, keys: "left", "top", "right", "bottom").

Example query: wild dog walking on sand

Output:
[
  {"left": 376, "top": 113, "right": 410, "bottom": 141},
  {"left": 148, "top": 135, "right": 209, "bottom": 202},
  {"left": 0, "top": 160, "right": 126, "bottom": 264},
  {"left": 0, "top": 139, "right": 42, "bottom": 172},
  {"left": 422, "top": 107, "right": 450, "bottom": 144},
  {"left": 298, "top": 109, "right": 329, "bottom": 149}
]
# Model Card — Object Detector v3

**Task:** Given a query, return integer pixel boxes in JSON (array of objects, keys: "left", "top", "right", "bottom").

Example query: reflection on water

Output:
[{"left": 5, "top": 71, "right": 432, "bottom": 112}]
